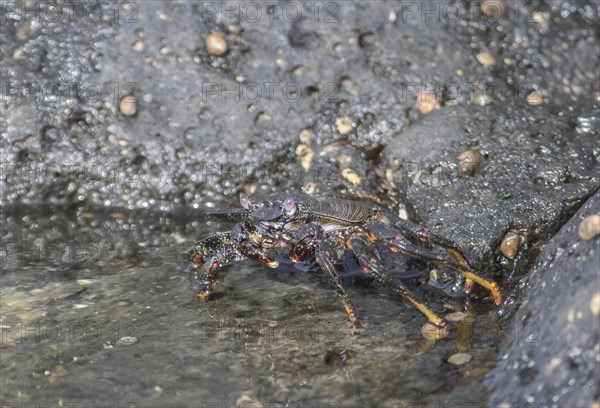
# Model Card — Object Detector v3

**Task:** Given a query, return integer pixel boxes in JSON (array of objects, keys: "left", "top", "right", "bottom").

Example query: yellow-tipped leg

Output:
[
  {"left": 453, "top": 268, "right": 502, "bottom": 305},
  {"left": 349, "top": 233, "right": 448, "bottom": 327},
  {"left": 315, "top": 237, "right": 362, "bottom": 327},
  {"left": 446, "top": 248, "right": 502, "bottom": 304},
  {"left": 196, "top": 291, "right": 211, "bottom": 302},
  {"left": 343, "top": 302, "right": 361, "bottom": 327},
  {"left": 464, "top": 279, "right": 474, "bottom": 294},
  {"left": 404, "top": 295, "right": 447, "bottom": 328}
]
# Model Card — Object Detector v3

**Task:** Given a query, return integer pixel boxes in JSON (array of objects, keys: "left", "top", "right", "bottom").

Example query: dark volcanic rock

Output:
[
  {"left": 4, "top": 1, "right": 596, "bottom": 211},
  {"left": 486, "top": 191, "right": 600, "bottom": 408},
  {"left": 2, "top": 1, "right": 421, "bottom": 209},
  {"left": 383, "top": 102, "right": 599, "bottom": 268}
]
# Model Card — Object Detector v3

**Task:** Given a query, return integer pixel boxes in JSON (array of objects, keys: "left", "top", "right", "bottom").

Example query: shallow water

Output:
[{"left": 1, "top": 206, "right": 505, "bottom": 407}]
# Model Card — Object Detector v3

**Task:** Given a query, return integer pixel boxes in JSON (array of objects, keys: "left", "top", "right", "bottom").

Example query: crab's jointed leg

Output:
[
  {"left": 411, "top": 226, "right": 477, "bottom": 294},
  {"left": 391, "top": 217, "right": 475, "bottom": 265},
  {"left": 387, "top": 232, "right": 502, "bottom": 305},
  {"left": 348, "top": 231, "right": 447, "bottom": 327},
  {"left": 313, "top": 233, "right": 361, "bottom": 327},
  {"left": 371, "top": 213, "right": 502, "bottom": 305}
]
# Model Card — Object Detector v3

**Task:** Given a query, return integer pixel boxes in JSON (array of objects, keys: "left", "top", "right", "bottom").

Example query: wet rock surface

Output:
[
  {"left": 384, "top": 102, "right": 598, "bottom": 274},
  {"left": 486, "top": 191, "right": 600, "bottom": 408},
  {"left": 1, "top": 0, "right": 599, "bottom": 406}
]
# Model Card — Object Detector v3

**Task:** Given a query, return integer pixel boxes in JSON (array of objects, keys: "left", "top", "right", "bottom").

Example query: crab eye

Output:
[
  {"left": 240, "top": 194, "right": 250, "bottom": 210},
  {"left": 283, "top": 198, "right": 297, "bottom": 216}
]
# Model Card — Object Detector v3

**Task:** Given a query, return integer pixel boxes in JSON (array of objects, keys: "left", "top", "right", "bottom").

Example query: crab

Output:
[{"left": 189, "top": 194, "right": 501, "bottom": 327}]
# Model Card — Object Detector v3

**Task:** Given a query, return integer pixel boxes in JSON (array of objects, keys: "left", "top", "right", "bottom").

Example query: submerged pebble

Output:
[
  {"left": 47, "top": 364, "right": 70, "bottom": 383},
  {"left": 117, "top": 336, "right": 139, "bottom": 346},
  {"left": 448, "top": 353, "right": 472, "bottom": 365}
]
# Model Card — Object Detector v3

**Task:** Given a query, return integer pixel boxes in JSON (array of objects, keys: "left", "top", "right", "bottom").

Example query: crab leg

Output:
[
  {"left": 410, "top": 226, "right": 477, "bottom": 294},
  {"left": 348, "top": 232, "right": 447, "bottom": 327},
  {"left": 387, "top": 233, "right": 502, "bottom": 305},
  {"left": 392, "top": 217, "right": 475, "bottom": 266},
  {"left": 372, "top": 214, "right": 501, "bottom": 304},
  {"left": 314, "top": 235, "right": 361, "bottom": 326},
  {"left": 396, "top": 217, "right": 479, "bottom": 293},
  {"left": 379, "top": 213, "right": 476, "bottom": 265}
]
